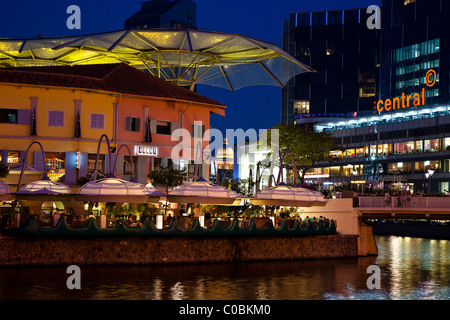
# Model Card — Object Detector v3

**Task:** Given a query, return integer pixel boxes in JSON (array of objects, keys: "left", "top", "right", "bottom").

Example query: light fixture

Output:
[{"left": 156, "top": 215, "right": 163, "bottom": 229}]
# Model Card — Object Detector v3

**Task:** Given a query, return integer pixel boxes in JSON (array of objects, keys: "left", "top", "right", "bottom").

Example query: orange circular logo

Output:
[{"left": 425, "top": 69, "right": 437, "bottom": 87}]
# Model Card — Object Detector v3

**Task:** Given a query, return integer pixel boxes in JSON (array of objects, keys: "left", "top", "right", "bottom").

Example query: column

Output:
[
  {"left": 33, "top": 150, "right": 45, "bottom": 172},
  {"left": 65, "top": 152, "right": 78, "bottom": 184},
  {"left": 137, "top": 156, "right": 147, "bottom": 185},
  {"left": 1, "top": 150, "right": 7, "bottom": 166},
  {"left": 78, "top": 152, "right": 88, "bottom": 179}
]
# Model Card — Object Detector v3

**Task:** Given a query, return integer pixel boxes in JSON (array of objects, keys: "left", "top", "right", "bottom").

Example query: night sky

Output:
[{"left": 0, "top": 0, "right": 381, "bottom": 134}]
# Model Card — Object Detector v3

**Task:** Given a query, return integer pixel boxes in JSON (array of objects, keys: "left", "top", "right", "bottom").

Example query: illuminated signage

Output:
[
  {"left": 351, "top": 180, "right": 366, "bottom": 184},
  {"left": 374, "top": 69, "right": 436, "bottom": 113},
  {"left": 304, "top": 174, "right": 330, "bottom": 179},
  {"left": 135, "top": 145, "right": 157, "bottom": 157}
]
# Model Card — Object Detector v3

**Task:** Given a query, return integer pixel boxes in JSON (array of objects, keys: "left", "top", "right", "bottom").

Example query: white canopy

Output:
[
  {"left": 16, "top": 176, "right": 71, "bottom": 194},
  {"left": 0, "top": 29, "right": 314, "bottom": 91},
  {"left": 251, "top": 183, "right": 327, "bottom": 207},
  {"left": 0, "top": 181, "right": 13, "bottom": 200},
  {"left": 0, "top": 181, "right": 11, "bottom": 194},
  {"left": 76, "top": 174, "right": 164, "bottom": 203},
  {"left": 168, "top": 177, "right": 241, "bottom": 205}
]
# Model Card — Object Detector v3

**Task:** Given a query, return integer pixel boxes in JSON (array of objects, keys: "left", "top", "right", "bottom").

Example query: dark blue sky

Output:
[{"left": 0, "top": 0, "right": 381, "bottom": 133}]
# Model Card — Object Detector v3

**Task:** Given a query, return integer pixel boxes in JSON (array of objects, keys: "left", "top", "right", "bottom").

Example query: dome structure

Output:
[
  {"left": 168, "top": 177, "right": 240, "bottom": 205},
  {"left": 77, "top": 174, "right": 164, "bottom": 203},
  {"left": 0, "top": 181, "right": 11, "bottom": 194},
  {"left": 16, "top": 176, "right": 71, "bottom": 194},
  {"left": 0, "top": 181, "right": 13, "bottom": 200},
  {"left": 251, "top": 183, "right": 327, "bottom": 207},
  {"left": 215, "top": 138, "right": 234, "bottom": 170}
]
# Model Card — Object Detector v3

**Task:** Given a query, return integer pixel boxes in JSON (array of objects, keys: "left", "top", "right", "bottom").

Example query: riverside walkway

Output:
[{"left": 357, "top": 196, "right": 450, "bottom": 220}]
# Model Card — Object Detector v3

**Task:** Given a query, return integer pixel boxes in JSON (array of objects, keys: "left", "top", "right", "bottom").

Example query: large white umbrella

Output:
[
  {"left": 76, "top": 174, "right": 164, "bottom": 203},
  {"left": 0, "top": 181, "right": 13, "bottom": 201},
  {"left": 168, "top": 177, "right": 241, "bottom": 205},
  {"left": 14, "top": 176, "right": 73, "bottom": 201},
  {"left": 251, "top": 183, "right": 327, "bottom": 207}
]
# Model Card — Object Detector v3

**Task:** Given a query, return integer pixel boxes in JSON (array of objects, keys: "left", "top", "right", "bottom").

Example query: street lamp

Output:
[{"left": 427, "top": 169, "right": 434, "bottom": 194}]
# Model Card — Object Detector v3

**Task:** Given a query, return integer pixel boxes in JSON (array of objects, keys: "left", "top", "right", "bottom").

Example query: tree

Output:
[
  {"left": 270, "top": 123, "right": 341, "bottom": 185},
  {"left": 0, "top": 164, "right": 9, "bottom": 179},
  {"left": 147, "top": 167, "right": 186, "bottom": 215}
]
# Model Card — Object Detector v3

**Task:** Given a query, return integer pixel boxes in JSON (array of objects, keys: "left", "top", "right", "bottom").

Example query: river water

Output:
[{"left": 0, "top": 235, "right": 448, "bottom": 300}]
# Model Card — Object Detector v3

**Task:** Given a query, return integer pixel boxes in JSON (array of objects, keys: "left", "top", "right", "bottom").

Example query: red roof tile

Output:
[{"left": 0, "top": 63, "right": 225, "bottom": 107}]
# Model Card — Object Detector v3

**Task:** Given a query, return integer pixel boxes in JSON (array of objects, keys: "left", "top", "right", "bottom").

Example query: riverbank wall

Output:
[{"left": 0, "top": 234, "right": 358, "bottom": 267}]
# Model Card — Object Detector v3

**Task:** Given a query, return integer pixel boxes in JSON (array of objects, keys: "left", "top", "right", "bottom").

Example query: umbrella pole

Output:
[{"left": 17, "top": 141, "right": 47, "bottom": 190}]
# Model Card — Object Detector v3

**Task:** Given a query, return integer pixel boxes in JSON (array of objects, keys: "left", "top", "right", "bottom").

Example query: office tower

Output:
[{"left": 282, "top": 8, "right": 381, "bottom": 124}]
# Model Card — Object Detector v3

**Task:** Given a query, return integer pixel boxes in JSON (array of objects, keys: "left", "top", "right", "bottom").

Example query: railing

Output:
[
  {"left": 358, "top": 196, "right": 450, "bottom": 209},
  {"left": 3, "top": 216, "right": 337, "bottom": 238}
]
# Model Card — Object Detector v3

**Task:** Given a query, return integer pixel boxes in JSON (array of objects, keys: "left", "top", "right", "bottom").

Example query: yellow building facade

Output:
[{"left": 0, "top": 64, "right": 226, "bottom": 190}]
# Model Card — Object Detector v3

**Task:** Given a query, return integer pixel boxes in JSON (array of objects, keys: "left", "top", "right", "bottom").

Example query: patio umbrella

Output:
[
  {"left": 14, "top": 176, "right": 73, "bottom": 201},
  {"left": 76, "top": 173, "right": 164, "bottom": 203},
  {"left": 251, "top": 182, "right": 327, "bottom": 207},
  {"left": 0, "top": 181, "right": 13, "bottom": 201},
  {"left": 168, "top": 177, "right": 242, "bottom": 205},
  {"left": 0, "top": 29, "right": 315, "bottom": 91}
]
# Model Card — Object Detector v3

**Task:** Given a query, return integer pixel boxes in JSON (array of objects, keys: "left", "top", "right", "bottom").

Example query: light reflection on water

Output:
[{"left": 0, "top": 236, "right": 448, "bottom": 300}]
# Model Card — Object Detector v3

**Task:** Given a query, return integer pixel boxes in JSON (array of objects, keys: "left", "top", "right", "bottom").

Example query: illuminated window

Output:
[
  {"left": 7, "top": 151, "right": 20, "bottom": 164},
  {"left": 424, "top": 139, "right": 440, "bottom": 152},
  {"left": 344, "top": 149, "right": 355, "bottom": 158},
  {"left": 329, "top": 150, "right": 343, "bottom": 158},
  {"left": 294, "top": 100, "right": 310, "bottom": 114},
  {"left": 359, "top": 86, "right": 375, "bottom": 98},
  {"left": 444, "top": 138, "right": 450, "bottom": 150},
  {"left": 45, "top": 152, "right": 65, "bottom": 182},
  {"left": 404, "top": 0, "right": 416, "bottom": 5}
]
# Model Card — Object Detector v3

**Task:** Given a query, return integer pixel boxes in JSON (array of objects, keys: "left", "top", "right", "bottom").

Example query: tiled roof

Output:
[{"left": 0, "top": 63, "right": 225, "bottom": 107}]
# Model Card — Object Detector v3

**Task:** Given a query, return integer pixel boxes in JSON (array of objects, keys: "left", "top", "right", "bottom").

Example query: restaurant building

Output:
[{"left": 0, "top": 63, "right": 226, "bottom": 189}]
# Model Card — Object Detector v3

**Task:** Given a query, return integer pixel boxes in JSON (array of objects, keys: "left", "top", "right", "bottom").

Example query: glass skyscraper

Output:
[
  {"left": 281, "top": 8, "right": 381, "bottom": 125},
  {"left": 380, "top": 0, "right": 449, "bottom": 107}
]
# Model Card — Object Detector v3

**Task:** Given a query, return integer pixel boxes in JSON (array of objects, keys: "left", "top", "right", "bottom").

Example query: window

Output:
[
  {"left": 359, "top": 86, "right": 376, "bottom": 98},
  {"left": 90, "top": 113, "right": 104, "bottom": 129},
  {"left": 48, "top": 111, "right": 64, "bottom": 127},
  {"left": 156, "top": 121, "right": 171, "bottom": 135},
  {"left": 45, "top": 152, "right": 65, "bottom": 182},
  {"left": 7, "top": 151, "right": 20, "bottom": 164},
  {"left": 404, "top": 0, "right": 415, "bottom": 5},
  {"left": 0, "top": 108, "right": 18, "bottom": 124},
  {"left": 125, "top": 117, "right": 141, "bottom": 132},
  {"left": 294, "top": 100, "right": 310, "bottom": 114}
]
